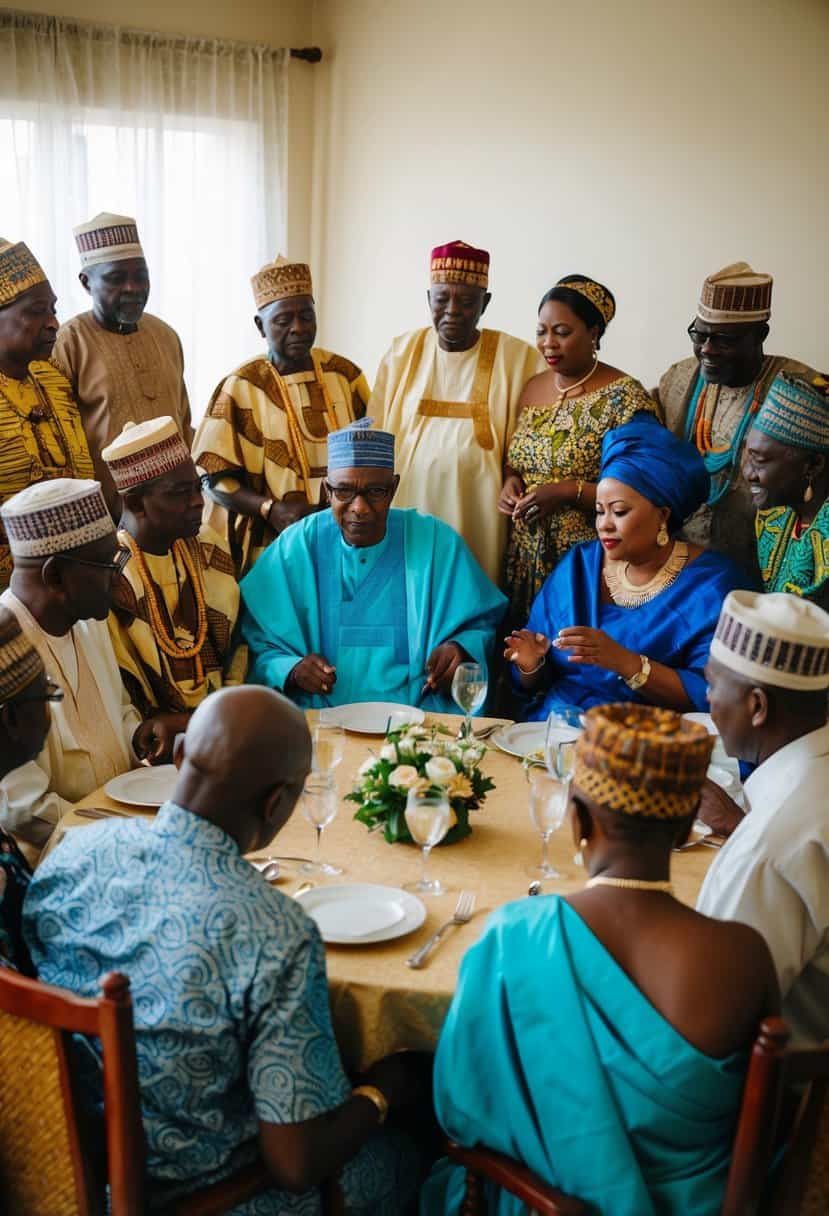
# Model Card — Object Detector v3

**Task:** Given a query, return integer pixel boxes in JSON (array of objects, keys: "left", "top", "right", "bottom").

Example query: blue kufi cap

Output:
[
  {"left": 600, "top": 415, "right": 710, "bottom": 529},
  {"left": 327, "top": 418, "right": 395, "bottom": 471}
]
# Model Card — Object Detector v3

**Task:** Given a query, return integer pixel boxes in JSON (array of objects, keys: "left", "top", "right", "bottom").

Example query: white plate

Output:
[
  {"left": 295, "top": 883, "right": 426, "bottom": 944},
  {"left": 319, "top": 702, "right": 425, "bottom": 735},
  {"left": 682, "top": 712, "right": 719, "bottom": 737},
  {"left": 490, "top": 722, "right": 547, "bottom": 760},
  {"left": 104, "top": 764, "right": 178, "bottom": 808}
]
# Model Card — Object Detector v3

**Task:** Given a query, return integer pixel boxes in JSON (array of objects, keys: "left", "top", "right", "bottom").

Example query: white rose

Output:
[
  {"left": 380, "top": 743, "right": 398, "bottom": 761},
  {"left": 425, "top": 756, "right": 457, "bottom": 785},
  {"left": 389, "top": 764, "right": 420, "bottom": 789},
  {"left": 358, "top": 757, "right": 376, "bottom": 777}
]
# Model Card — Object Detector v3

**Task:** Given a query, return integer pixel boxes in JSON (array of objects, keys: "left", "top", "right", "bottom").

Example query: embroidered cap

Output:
[
  {"left": 711, "top": 590, "right": 829, "bottom": 691},
  {"left": 752, "top": 372, "right": 829, "bottom": 454},
  {"left": 1, "top": 479, "right": 114, "bottom": 559},
  {"left": 102, "top": 418, "right": 192, "bottom": 492},
  {"left": 0, "top": 605, "right": 45, "bottom": 703},
  {"left": 251, "top": 255, "right": 313, "bottom": 311},
  {"left": 328, "top": 418, "right": 395, "bottom": 471},
  {"left": 430, "top": 240, "right": 490, "bottom": 290},
  {"left": 0, "top": 239, "right": 48, "bottom": 308},
  {"left": 556, "top": 275, "right": 616, "bottom": 328},
  {"left": 697, "top": 261, "right": 773, "bottom": 326},
  {"left": 73, "top": 212, "right": 145, "bottom": 269},
  {"left": 573, "top": 703, "right": 713, "bottom": 820}
]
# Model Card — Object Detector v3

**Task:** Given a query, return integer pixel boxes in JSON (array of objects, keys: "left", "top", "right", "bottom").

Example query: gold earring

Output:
[
  {"left": 804, "top": 478, "right": 814, "bottom": 504},
  {"left": 657, "top": 522, "right": 669, "bottom": 546},
  {"left": 580, "top": 837, "right": 588, "bottom": 850}
]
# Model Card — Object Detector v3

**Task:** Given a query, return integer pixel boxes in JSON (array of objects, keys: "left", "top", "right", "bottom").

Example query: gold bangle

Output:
[
  {"left": 259, "top": 497, "right": 274, "bottom": 522},
  {"left": 576, "top": 478, "right": 584, "bottom": 504},
  {"left": 351, "top": 1085, "right": 389, "bottom": 1124},
  {"left": 516, "top": 655, "right": 546, "bottom": 675}
]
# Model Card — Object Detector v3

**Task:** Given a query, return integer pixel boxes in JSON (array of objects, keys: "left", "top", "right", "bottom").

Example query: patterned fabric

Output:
[
  {"left": 558, "top": 277, "right": 615, "bottom": 327},
  {"left": 1, "top": 477, "right": 112, "bottom": 558},
  {"left": 0, "top": 603, "right": 44, "bottom": 702},
  {"left": 251, "top": 255, "right": 313, "bottom": 310},
  {"left": 328, "top": 417, "right": 394, "bottom": 470},
  {"left": 504, "top": 376, "right": 656, "bottom": 623},
  {"left": 102, "top": 417, "right": 191, "bottom": 492},
  {"left": 711, "top": 589, "right": 829, "bottom": 690},
  {"left": 73, "top": 212, "right": 143, "bottom": 268},
  {"left": 430, "top": 240, "right": 489, "bottom": 288},
  {"left": 574, "top": 704, "right": 713, "bottom": 819},
  {"left": 697, "top": 261, "right": 772, "bottom": 325},
  {"left": 752, "top": 372, "right": 829, "bottom": 453},
  {"left": 0, "top": 239, "right": 46, "bottom": 307},
  {"left": 23, "top": 802, "right": 416, "bottom": 1213},
  {"left": 0, "top": 822, "right": 32, "bottom": 973},
  {"left": 756, "top": 500, "right": 829, "bottom": 611}
]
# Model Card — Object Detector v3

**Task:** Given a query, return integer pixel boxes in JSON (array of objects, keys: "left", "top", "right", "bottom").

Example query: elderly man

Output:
[
  {"left": 241, "top": 419, "right": 507, "bottom": 710},
  {"left": 369, "top": 240, "right": 544, "bottom": 583},
  {"left": 24, "top": 686, "right": 419, "bottom": 1212},
  {"left": 102, "top": 417, "right": 243, "bottom": 759},
  {"left": 52, "top": 213, "right": 193, "bottom": 516},
  {"left": 193, "top": 256, "right": 370, "bottom": 576},
  {"left": 655, "top": 262, "right": 815, "bottom": 572},
  {"left": 697, "top": 590, "right": 829, "bottom": 1044},
  {"left": 0, "top": 238, "right": 94, "bottom": 590}
]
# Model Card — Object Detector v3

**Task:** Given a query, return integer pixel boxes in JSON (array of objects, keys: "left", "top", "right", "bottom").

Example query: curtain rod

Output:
[{"left": 290, "top": 47, "right": 323, "bottom": 63}]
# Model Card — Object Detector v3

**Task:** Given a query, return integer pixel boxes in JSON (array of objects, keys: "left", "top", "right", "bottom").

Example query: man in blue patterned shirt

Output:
[{"left": 24, "top": 686, "right": 419, "bottom": 1213}]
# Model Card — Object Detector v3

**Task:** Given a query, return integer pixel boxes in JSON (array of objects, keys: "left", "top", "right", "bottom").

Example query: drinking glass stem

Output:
[
  {"left": 463, "top": 714, "right": 472, "bottom": 739},
  {"left": 421, "top": 844, "right": 432, "bottom": 885},
  {"left": 541, "top": 832, "right": 552, "bottom": 870},
  {"left": 315, "top": 825, "right": 323, "bottom": 865}
]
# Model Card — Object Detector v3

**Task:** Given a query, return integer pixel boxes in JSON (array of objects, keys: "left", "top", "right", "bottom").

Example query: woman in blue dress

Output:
[{"left": 505, "top": 416, "right": 755, "bottom": 718}]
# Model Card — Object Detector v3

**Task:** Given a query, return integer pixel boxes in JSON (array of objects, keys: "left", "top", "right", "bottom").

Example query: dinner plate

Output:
[
  {"left": 318, "top": 703, "right": 425, "bottom": 735},
  {"left": 295, "top": 883, "right": 427, "bottom": 944},
  {"left": 104, "top": 764, "right": 178, "bottom": 808},
  {"left": 490, "top": 722, "right": 547, "bottom": 760}
]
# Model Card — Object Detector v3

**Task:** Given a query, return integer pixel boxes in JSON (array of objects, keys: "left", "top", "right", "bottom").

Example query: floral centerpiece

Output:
[{"left": 346, "top": 724, "right": 495, "bottom": 844}]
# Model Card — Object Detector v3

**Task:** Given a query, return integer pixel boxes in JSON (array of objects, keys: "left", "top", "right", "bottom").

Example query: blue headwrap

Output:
[
  {"left": 599, "top": 416, "right": 710, "bottom": 529},
  {"left": 327, "top": 417, "right": 395, "bottom": 471}
]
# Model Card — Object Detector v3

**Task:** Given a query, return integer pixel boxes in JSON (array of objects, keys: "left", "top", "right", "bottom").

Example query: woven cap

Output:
[
  {"left": 697, "top": 261, "right": 772, "bottom": 325},
  {"left": 251, "top": 255, "right": 313, "bottom": 311},
  {"left": 102, "top": 418, "right": 192, "bottom": 492},
  {"left": 0, "top": 239, "right": 47, "bottom": 309},
  {"left": 0, "top": 605, "right": 44, "bottom": 703},
  {"left": 574, "top": 704, "right": 713, "bottom": 819},
  {"left": 328, "top": 418, "right": 394, "bottom": 471},
  {"left": 711, "top": 590, "right": 829, "bottom": 691},
  {"left": 73, "top": 212, "right": 144, "bottom": 269},
  {"left": 1, "top": 479, "right": 114, "bottom": 559},
  {"left": 430, "top": 240, "right": 489, "bottom": 289},
  {"left": 752, "top": 372, "right": 829, "bottom": 454}
]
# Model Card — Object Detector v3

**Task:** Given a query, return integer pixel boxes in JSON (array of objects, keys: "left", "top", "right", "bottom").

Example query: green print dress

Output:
[
  {"left": 756, "top": 499, "right": 829, "bottom": 612},
  {"left": 504, "top": 375, "right": 657, "bottom": 623}
]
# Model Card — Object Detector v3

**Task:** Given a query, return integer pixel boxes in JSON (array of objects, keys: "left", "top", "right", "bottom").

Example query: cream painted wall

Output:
[{"left": 310, "top": 0, "right": 829, "bottom": 390}]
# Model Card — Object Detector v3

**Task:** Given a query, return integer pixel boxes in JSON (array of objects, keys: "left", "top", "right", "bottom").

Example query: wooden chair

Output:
[
  {"left": 0, "top": 966, "right": 344, "bottom": 1216},
  {"left": 445, "top": 1142, "right": 589, "bottom": 1215}
]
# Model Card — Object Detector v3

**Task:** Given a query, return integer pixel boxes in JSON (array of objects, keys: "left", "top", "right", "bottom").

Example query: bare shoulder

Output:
[
  {"left": 693, "top": 908, "right": 779, "bottom": 995},
  {"left": 518, "top": 368, "right": 557, "bottom": 406}
]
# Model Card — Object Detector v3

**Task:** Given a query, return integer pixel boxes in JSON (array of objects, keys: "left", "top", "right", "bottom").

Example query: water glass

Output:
[
  {"left": 404, "top": 788, "right": 451, "bottom": 895},
  {"left": 526, "top": 768, "right": 569, "bottom": 880},
  {"left": 544, "top": 707, "right": 583, "bottom": 780},
  {"left": 451, "top": 662, "right": 488, "bottom": 738},
  {"left": 300, "top": 773, "right": 343, "bottom": 875},
  {"left": 312, "top": 723, "right": 345, "bottom": 774}
]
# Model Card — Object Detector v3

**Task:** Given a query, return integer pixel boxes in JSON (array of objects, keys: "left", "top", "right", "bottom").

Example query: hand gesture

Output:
[
  {"left": 289, "top": 654, "right": 337, "bottom": 695},
  {"left": 553, "top": 627, "right": 635, "bottom": 674},
  {"left": 423, "top": 642, "right": 464, "bottom": 693},
  {"left": 696, "top": 777, "right": 744, "bottom": 838},
  {"left": 132, "top": 712, "right": 189, "bottom": 765},
  {"left": 498, "top": 474, "right": 525, "bottom": 516},
  {"left": 512, "top": 481, "right": 566, "bottom": 524},
  {"left": 503, "top": 629, "right": 551, "bottom": 673}
]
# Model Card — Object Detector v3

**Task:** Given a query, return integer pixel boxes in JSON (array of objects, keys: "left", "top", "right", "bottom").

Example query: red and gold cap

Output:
[{"left": 430, "top": 240, "right": 489, "bottom": 290}]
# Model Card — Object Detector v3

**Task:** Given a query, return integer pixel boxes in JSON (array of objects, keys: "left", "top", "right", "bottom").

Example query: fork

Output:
[{"left": 406, "top": 891, "right": 476, "bottom": 969}]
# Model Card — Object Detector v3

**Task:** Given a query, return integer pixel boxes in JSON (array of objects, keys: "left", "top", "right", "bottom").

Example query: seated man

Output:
[
  {"left": 697, "top": 589, "right": 829, "bottom": 1045},
  {"left": 423, "top": 704, "right": 778, "bottom": 1216},
  {"left": 241, "top": 419, "right": 507, "bottom": 710},
  {"left": 102, "top": 417, "right": 244, "bottom": 761},
  {"left": 25, "top": 686, "right": 419, "bottom": 1212}
]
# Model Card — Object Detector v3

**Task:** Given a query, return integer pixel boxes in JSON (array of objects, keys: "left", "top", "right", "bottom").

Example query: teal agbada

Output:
[
  {"left": 422, "top": 897, "right": 746, "bottom": 1216},
  {"left": 240, "top": 508, "right": 507, "bottom": 711}
]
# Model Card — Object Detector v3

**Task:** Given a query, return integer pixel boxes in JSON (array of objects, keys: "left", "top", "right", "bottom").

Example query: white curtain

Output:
[{"left": 0, "top": 8, "right": 288, "bottom": 417}]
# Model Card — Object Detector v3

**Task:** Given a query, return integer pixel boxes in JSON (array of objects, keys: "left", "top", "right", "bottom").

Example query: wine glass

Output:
[
  {"left": 526, "top": 768, "right": 569, "bottom": 881},
  {"left": 451, "top": 662, "right": 488, "bottom": 738},
  {"left": 300, "top": 774, "right": 343, "bottom": 875},
  {"left": 312, "top": 723, "right": 345, "bottom": 775},
  {"left": 404, "top": 788, "right": 451, "bottom": 895},
  {"left": 544, "top": 707, "right": 583, "bottom": 780}
]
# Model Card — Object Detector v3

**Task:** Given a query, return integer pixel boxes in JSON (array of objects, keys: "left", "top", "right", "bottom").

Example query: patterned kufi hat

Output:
[
  {"left": 752, "top": 372, "right": 829, "bottom": 455},
  {"left": 102, "top": 418, "right": 192, "bottom": 492},
  {"left": 574, "top": 704, "right": 713, "bottom": 820},
  {"left": 697, "top": 261, "right": 773, "bottom": 325},
  {"left": 328, "top": 418, "right": 395, "bottom": 471},
  {"left": 556, "top": 275, "right": 616, "bottom": 328},
  {"left": 73, "top": 213, "right": 145, "bottom": 269},
  {"left": 430, "top": 240, "right": 490, "bottom": 290},
  {"left": 0, "top": 239, "right": 48, "bottom": 309},
  {"left": 251, "top": 255, "right": 313, "bottom": 311},
  {"left": 0, "top": 605, "right": 45, "bottom": 703},
  {"left": 1, "top": 479, "right": 114, "bottom": 559},
  {"left": 711, "top": 590, "right": 829, "bottom": 691}
]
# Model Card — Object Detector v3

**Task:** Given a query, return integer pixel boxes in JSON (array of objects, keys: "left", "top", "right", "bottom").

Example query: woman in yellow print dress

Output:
[{"left": 500, "top": 275, "right": 657, "bottom": 624}]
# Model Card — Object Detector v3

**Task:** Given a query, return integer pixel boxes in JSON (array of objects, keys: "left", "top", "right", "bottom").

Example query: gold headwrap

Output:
[
  {"left": 251, "top": 255, "right": 314, "bottom": 311},
  {"left": 0, "top": 240, "right": 47, "bottom": 309},
  {"left": 557, "top": 276, "right": 616, "bottom": 327},
  {"left": 574, "top": 704, "right": 712, "bottom": 819}
]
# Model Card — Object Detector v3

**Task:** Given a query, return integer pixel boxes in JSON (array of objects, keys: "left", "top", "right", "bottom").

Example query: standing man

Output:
[
  {"left": 52, "top": 213, "right": 193, "bottom": 516},
  {"left": 697, "top": 589, "right": 829, "bottom": 1044},
  {"left": 369, "top": 241, "right": 544, "bottom": 584},
  {"left": 193, "top": 256, "right": 370, "bottom": 577},
  {"left": 655, "top": 262, "right": 814, "bottom": 572}
]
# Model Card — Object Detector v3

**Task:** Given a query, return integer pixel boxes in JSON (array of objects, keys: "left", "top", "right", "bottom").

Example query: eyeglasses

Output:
[
  {"left": 687, "top": 324, "right": 748, "bottom": 350},
  {"left": 324, "top": 482, "right": 394, "bottom": 505},
  {"left": 1, "top": 677, "right": 64, "bottom": 710},
  {"left": 55, "top": 548, "right": 131, "bottom": 575}
]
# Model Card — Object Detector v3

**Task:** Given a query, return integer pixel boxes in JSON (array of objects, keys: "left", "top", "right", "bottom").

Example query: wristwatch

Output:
[
  {"left": 351, "top": 1085, "right": 389, "bottom": 1124},
  {"left": 624, "top": 655, "right": 651, "bottom": 691},
  {"left": 259, "top": 497, "right": 274, "bottom": 522}
]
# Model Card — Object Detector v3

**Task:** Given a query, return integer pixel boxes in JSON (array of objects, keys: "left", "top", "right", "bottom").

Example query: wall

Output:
[{"left": 310, "top": 0, "right": 829, "bottom": 389}]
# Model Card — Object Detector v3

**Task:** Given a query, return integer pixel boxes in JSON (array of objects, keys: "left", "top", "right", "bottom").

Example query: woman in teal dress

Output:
[{"left": 422, "top": 705, "right": 780, "bottom": 1216}]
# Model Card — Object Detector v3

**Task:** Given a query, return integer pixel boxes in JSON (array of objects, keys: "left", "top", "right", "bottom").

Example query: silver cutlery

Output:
[
  {"left": 527, "top": 880, "right": 542, "bottom": 896},
  {"left": 74, "top": 806, "right": 134, "bottom": 821},
  {"left": 293, "top": 881, "right": 314, "bottom": 898},
  {"left": 249, "top": 853, "right": 316, "bottom": 867},
  {"left": 456, "top": 721, "right": 510, "bottom": 741},
  {"left": 406, "top": 890, "right": 476, "bottom": 969}
]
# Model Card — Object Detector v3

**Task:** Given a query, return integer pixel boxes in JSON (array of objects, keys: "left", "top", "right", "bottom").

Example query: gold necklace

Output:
[
  {"left": 603, "top": 540, "right": 689, "bottom": 608},
  {"left": 122, "top": 533, "right": 208, "bottom": 677},
  {"left": 586, "top": 876, "right": 674, "bottom": 894},
  {"left": 553, "top": 356, "right": 598, "bottom": 405}
]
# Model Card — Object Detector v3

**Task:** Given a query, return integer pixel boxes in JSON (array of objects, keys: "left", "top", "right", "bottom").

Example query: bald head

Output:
[{"left": 173, "top": 686, "right": 312, "bottom": 853}]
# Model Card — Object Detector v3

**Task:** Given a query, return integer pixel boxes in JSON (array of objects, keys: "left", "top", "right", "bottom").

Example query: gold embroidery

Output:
[{"left": 415, "top": 329, "right": 499, "bottom": 450}]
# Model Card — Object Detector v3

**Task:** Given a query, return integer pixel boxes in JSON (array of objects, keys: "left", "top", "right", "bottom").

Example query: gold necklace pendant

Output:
[
  {"left": 603, "top": 541, "right": 689, "bottom": 608},
  {"left": 553, "top": 356, "right": 598, "bottom": 404},
  {"left": 586, "top": 876, "right": 674, "bottom": 894}
]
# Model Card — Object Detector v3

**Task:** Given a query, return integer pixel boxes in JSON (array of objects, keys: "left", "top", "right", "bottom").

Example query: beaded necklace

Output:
[{"left": 122, "top": 533, "right": 208, "bottom": 681}]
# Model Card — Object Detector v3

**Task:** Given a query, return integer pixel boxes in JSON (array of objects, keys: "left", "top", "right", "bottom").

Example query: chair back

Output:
[
  {"left": 446, "top": 1142, "right": 588, "bottom": 1215},
  {"left": 0, "top": 967, "right": 145, "bottom": 1216}
]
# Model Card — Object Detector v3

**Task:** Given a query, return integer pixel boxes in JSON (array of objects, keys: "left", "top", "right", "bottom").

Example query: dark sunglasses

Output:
[{"left": 55, "top": 547, "right": 131, "bottom": 576}]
